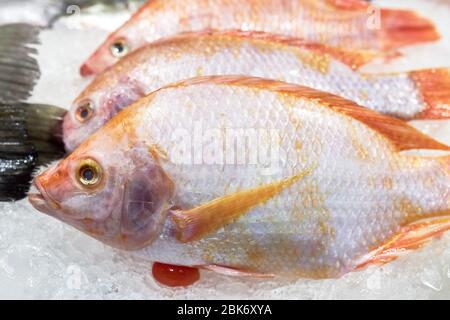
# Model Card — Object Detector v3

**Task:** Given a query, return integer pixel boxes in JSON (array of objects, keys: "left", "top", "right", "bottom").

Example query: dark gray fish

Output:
[
  {"left": 0, "top": 102, "right": 66, "bottom": 201},
  {"left": 0, "top": 24, "right": 66, "bottom": 201},
  {"left": 0, "top": 24, "right": 40, "bottom": 104}
]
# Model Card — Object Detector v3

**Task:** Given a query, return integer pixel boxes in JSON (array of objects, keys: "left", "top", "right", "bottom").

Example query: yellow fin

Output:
[
  {"left": 169, "top": 76, "right": 450, "bottom": 152},
  {"left": 171, "top": 171, "right": 311, "bottom": 243},
  {"left": 355, "top": 214, "right": 450, "bottom": 271}
]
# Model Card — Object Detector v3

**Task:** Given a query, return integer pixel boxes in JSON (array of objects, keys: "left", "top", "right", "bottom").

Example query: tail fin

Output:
[
  {"left": 410, "top": 68, "right": 450, "bottom": 120},
  {"left": 0, "top": 24, "right": 66, "bottom": 201},
  {"left": 0, "top": 112, "right": 36, "bottom": 201},
  {"left": 0, "top": 103, "right": 66, "bottom": 201},
  {"left": 380, "top": 8, "right": 440, "bottom": 50},
  {"left": 0, "top": 24, "right": 40, "bottom": 103}
]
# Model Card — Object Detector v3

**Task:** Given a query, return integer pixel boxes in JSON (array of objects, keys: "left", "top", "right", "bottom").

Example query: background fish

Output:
[
  {"left": 0, "top": 24, "right": 66, "bottom": 201},
  {"left": 0, "top": 24, "right": 40, "bottom": 104},
  {"left": 80, "top": 0, "right": 440, "bottom": 76},
  {"left": 0, "top": 0, "right": 145, "bottom": 27},
  {"left": 29, "top": 76, "right": 450, "bottom": 284},
  {"left": 63, "top": 30, "right": 450, "bottom": 152},
  {"left": 0, "top": 103, "right": 65, "bottom": 201},
  {"left": 0, "top": 0, "right": 447, "bottom": 299}
]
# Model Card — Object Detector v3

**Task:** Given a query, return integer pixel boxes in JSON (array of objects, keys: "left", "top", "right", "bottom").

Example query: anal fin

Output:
[
  {"left": 201, "top": 265, "right": 274, "bottom": 278},
  {"left": 355, "top": 215, "right": 450, "bottom": 271}
]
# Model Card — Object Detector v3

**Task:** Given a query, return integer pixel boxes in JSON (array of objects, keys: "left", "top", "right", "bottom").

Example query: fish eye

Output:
[
  {"left": 75, "top": 101, "right": 94, "bottom": 123},
  {"left": 111, "top": 39, "right": 129, "bottom": 58},
  {"left": 77, "top": 158, "right": 103, "bottom": 188}
]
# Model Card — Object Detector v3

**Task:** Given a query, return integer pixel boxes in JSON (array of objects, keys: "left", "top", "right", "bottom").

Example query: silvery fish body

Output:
[
  {"left": 65, "top": 31, "right": 450, "bottom": 151},
  {"left": 80, "top": 0, "right": 439, "bottom": 75},
  {"left": 30, "top": 76, "right": 450, "bottom": 279}
]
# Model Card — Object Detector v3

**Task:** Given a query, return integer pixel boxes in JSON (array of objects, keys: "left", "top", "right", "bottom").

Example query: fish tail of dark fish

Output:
[
  {"left": 0, "top": 23, "right": 66, "bottom": 201},
  {"left": 0, "top": 24, "right": 41, "bottom": 104},
  {"left": 0, "top": 103, "right": 66, "bottom": 201}
]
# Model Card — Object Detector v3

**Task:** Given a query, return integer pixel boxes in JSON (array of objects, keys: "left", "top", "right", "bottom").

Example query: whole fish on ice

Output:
[
  {"left": 29, "top": 76, "right": 450, "bottom": 280},
  {"left": 65, "top": 30, "right": 450, "bottom": 151},
  {"left": 80, "top": 0, "right": 440, "bottom": 76}
]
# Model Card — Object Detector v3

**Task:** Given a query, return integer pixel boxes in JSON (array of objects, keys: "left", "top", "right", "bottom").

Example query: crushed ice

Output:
[{"left": 0, "top": 0, "right": 449, "bottom": 299}]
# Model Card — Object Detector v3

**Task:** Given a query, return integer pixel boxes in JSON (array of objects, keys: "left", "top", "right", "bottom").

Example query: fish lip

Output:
[
  {"left": 28, "top": 193, "right": 45, "bottom": 206},
  {"left": 28, "top": 191, "right": 53, "bottom": 215},
  {"left": 29, "top": 180, "right": 90, "bottom": 222},
  {"left": 28, "top": 179, "right": 61, "bottom": 211},
  {"left": 80, "top": 63, "right": 94, "bottom": 77}
]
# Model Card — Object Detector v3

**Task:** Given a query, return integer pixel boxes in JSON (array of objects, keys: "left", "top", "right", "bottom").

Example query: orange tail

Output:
[
  {"left": 410, "top": 68, "right": 450, "bottom": 120},
  {"left": 380, "top": 9, "right": 440, "bottom": 50}
]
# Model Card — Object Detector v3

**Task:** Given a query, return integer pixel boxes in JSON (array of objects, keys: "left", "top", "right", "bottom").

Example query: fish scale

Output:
[
  {"left": 66, "top": 31, "right": 447, "bottom": 152},
  {"left": 81, "top": 0, "right": 440, "bottom": 75},
  {"left": 30, "top": 77, "right": 450, "bottom": 279},
  {"left": 131, "top": 81, "right": 447, "bottom": 276}
]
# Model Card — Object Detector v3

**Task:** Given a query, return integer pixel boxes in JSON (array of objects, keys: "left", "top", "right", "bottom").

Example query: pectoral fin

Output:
[{"left": 170, "top": 171, "right": 311, "bottom": 243}]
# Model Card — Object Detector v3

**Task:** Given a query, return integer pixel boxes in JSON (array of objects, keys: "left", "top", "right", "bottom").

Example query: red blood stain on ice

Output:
[{"left": 152, "top": 262, "right": 200, "bottom": 287}]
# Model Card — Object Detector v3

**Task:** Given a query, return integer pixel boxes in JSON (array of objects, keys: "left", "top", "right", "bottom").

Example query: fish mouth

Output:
[
  {"left": 28, "top": 179, "right": 61, "bottom": 214},
  {"left": 80, "top": 63, "right": 94, "bottom": 77}
]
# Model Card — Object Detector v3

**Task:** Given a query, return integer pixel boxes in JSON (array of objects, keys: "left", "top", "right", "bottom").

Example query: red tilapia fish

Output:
[
  {"left": 66, "top": 31, "right": 450, "bottom": 152},
  {"left": 80, "top": 0, "right": 440, "bottom": 76},
  {"left": 30, "top": 76, "right": 450, "bottom": 286}
]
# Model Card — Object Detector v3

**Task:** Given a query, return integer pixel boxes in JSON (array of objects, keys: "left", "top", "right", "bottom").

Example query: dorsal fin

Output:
[
  {"left": 168, "top": 75, "right": 450, "bottom": 152},
  {"left": 325, "top": 0, "right": 369, "bottom": 10},
  {"left": 156, "top": 29, "right": 380, "bottom": 70}
]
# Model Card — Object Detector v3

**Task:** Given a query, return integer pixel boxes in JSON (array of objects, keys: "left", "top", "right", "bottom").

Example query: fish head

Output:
[
  {"left": 79, "top": 0, "right": 169, "bottom": 77},
  {"left": 80, "top": 35, "right": 125, "bottom": 76},
  {"left": 79, "top": 23, "right": 145, "bottom": 76},
  {"left": 63, "top": 78, "right": 144, "bottom": 152},
  {"left": 29, "top": 130, "right": 175, "bottom": 250}
]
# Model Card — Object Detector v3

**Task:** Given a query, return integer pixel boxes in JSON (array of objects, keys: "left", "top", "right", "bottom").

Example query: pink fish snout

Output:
[{"left": 80, "top": 64, "right": 94, "bottom": 77}]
